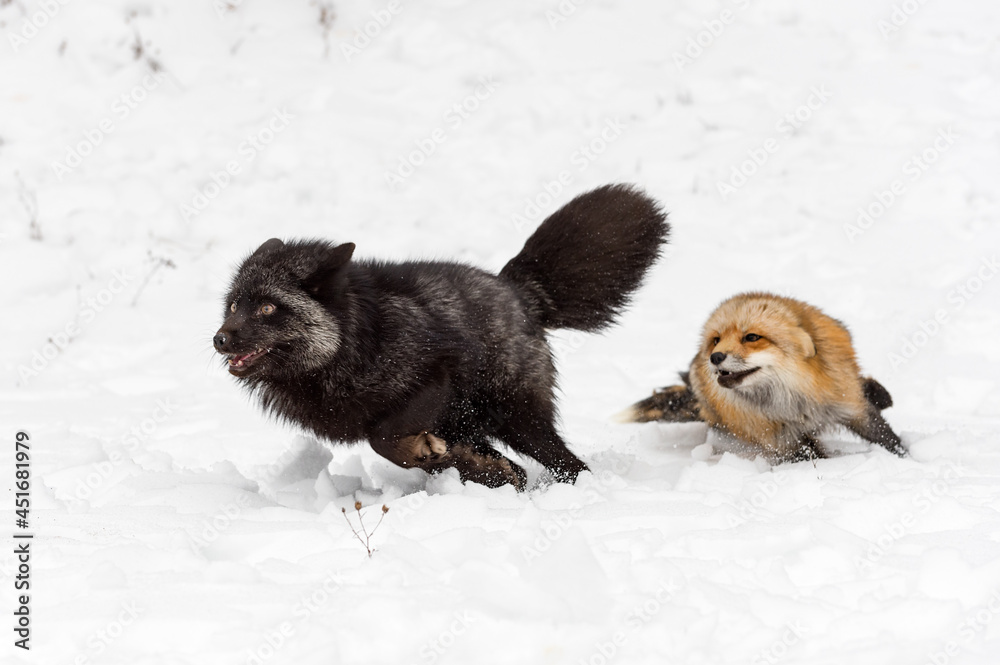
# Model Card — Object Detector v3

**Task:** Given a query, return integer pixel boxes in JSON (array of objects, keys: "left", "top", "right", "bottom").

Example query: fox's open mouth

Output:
[
  {"left": 717, "top": 367, "right": 760, "bottom": 388},
  {"left": 227, "top": 348, "right": 269, "bottom": 374}
]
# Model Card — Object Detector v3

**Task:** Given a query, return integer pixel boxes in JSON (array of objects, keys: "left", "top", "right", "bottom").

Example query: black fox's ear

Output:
[
  {"left": 328, "top": 242, "right": 355, "bottom": 267},
  {"left": 302, "top": 242, "right": 355, "bottom": 300},
  {"left": 252, "top": 238, "right": 284, "bottom": 257}
]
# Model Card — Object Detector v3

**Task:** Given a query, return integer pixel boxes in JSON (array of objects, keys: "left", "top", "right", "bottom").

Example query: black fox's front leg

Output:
[
  {"left": 618, "top": 376, "right": 703, "bottom": 424},
  {"left": 846, "top": 407, "right": 907, "bottom": 457}
]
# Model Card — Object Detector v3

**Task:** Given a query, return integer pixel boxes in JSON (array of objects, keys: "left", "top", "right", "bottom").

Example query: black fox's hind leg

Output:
[
  {"left": 369, "top": 431, "right": 527, "bottom": 490},
  {"left": 433, "top": 439, "right": 527, "bottom": 491},
  {"left": 369, "top": 431, "right": 448, "bottom": 470},
  {"left": 366, "top": 375, "right": 527, "bottom": 490},
  {"left": 500, "top": 419, "right": 588, "bottom": 484},
  {"left": 847, "top": 407, "right": 907, "bottom": 457},
  {"left": 493, "top": 394, "right": 588, "bottom": 484}
]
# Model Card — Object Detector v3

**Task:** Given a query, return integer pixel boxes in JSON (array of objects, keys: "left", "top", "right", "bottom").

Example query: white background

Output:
[{"left": 2, "top": 0, "right": 999, "bottom": 663}]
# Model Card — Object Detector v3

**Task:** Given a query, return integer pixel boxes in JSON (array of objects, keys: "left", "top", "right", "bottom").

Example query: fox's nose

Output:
[
  {"left": 710, "top": 352, "right": 726, "bottom": 366},
  {"left": 213, "top": 332, "right": 229, "bottom": 351}
]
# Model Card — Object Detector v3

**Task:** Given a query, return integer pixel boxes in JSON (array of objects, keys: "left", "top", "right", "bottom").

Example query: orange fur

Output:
[
  {"left": 687, "top": 293, "right": 874, "bottom": 460},
  {"left": 619, "top": 292, "right": 905, "bottom": 460}
]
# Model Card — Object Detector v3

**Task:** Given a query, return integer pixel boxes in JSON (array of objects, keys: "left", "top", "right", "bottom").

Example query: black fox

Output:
[{"left": 214, "top": 184, "right": 669, "bottom": 490}]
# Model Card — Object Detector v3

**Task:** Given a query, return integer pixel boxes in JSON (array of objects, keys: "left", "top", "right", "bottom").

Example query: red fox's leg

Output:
[
  {"left": 782, "top": 434, "right": 826, "bottom": 463},
  {"left": 846, "top": 408, "right": 907, "bottom": 457}
]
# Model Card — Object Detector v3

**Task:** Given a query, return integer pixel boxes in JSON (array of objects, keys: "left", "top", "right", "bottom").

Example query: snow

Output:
[{"left": 2, "top": 0, "right": 1000, "bottom": 663}]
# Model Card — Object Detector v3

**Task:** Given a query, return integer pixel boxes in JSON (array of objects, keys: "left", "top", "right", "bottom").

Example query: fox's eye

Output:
[
  {"left": 711, "top": 336, "right": 720, "bottom": 347},
  {"left": 230, "top": 302, "right": 236, "bottom": 313},
  {"left": 743, "top": 333, "right": 761, "bottom": 343},
  {"left": 260, "top": 303, "right": 276, "bottom": 315}
]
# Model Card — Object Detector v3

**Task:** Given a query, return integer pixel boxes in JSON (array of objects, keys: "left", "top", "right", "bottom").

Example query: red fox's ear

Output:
[{"left": 791, "top": 326, "right": 816, "bottom": 358}]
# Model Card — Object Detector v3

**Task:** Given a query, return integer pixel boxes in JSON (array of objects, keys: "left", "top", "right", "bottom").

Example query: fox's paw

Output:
[
  {"left": 496, "top": 456, "right": 528, "bottom": 492},
  {"left": 414, "top": 431, "right": 448, "bottom": 462},
  {"left": 443, "top": 443, "right": 527, "bottom": 491}
]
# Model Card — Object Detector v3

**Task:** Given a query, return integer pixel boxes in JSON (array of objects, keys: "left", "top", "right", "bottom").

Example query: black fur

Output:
[
  {"left": 215, "top": 185, "right": 669, "bottom": 489},
  {"left": 500, "top": 184, "right": 669, "bottom": 331},
  {"left": 862, "top": 376, "right": 894, "bottom": 411}
]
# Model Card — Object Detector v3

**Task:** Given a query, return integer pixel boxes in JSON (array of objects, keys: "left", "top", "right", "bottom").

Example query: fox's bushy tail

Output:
[{"left": 500, "top": 184, "right": 669, "bottom": 332}]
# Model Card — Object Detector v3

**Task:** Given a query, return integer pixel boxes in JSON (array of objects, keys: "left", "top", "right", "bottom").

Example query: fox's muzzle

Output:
[{"left": 213, "top": 332, "right": 230, "bottom": 351}]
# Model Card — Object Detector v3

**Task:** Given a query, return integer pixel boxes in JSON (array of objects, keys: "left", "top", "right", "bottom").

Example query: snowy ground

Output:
[{"left": 2, "top": 0, "right": 1000, "bottom": 663}]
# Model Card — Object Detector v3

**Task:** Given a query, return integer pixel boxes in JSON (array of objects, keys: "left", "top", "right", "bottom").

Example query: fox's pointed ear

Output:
[
  {"left": 791, "top": 326, "right": 816, "bottom": 359},
  {"left": 328, "top": 242, "right": 355, "bottom": 267},
  {"left": 252, "top": 238, "right": 284, "bottom": 257},
  {"left": 302, "top": 242, "right": 355, "bottom": 300}
]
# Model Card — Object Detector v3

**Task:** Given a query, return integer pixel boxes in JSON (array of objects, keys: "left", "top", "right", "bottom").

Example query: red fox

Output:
[{"left": 618, "top": 292, "right": 906, "bottom": 462}]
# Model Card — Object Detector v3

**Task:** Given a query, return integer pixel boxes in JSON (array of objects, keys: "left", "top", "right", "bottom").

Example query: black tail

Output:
[
  {"left": 862, "top": 377, "right": 894, "bottom": 411},
  {"left": 499, "top": 184, "right": 669, "bottom": 331}
]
